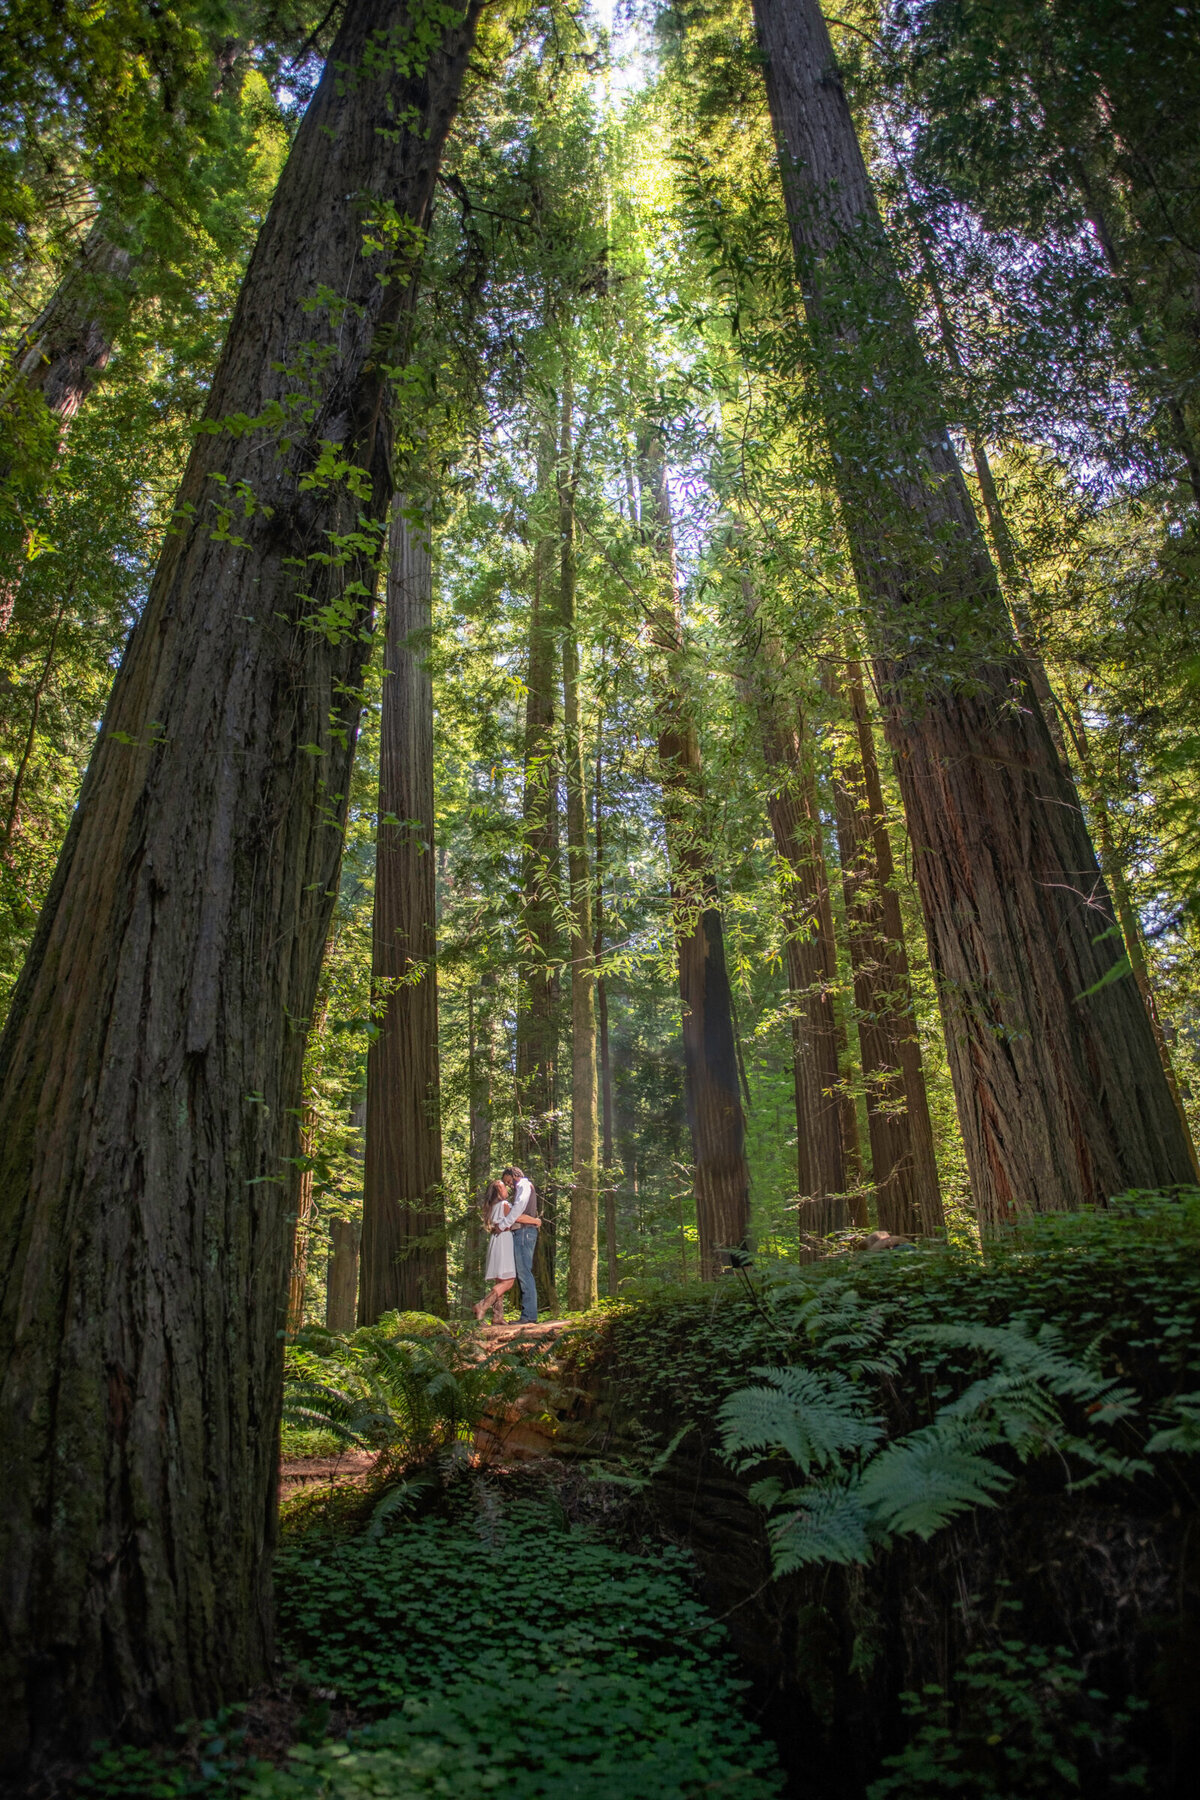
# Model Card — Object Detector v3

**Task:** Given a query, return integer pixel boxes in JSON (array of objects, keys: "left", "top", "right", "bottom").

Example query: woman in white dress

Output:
[{"left": 473, "top": 1178, "right": 517, "bottom": 1323}]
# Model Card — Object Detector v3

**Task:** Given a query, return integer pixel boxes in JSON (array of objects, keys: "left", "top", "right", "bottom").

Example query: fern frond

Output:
[
  {"left": 1146, "top": 1391, "right": 1200, "bottom": 1455},
  {"left": 856, "top": 1425, "right": 1012, "bottom": 1539},
  {"left": 767, "top": 1482, "right": 872, "bottom": 1572},
  {"left": 718, "top": 1367, "right": 883, "bottom": 1475}
]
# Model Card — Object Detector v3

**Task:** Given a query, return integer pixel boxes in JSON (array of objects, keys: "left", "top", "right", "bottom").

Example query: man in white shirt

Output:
[{"left": 501, "top": 1164, "right": 539, "bottom": 1322}]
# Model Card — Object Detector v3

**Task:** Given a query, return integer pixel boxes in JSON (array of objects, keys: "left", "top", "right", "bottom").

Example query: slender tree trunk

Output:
[
  {"left": 514, "top": 423, "right": 561, "bottom": 1311},
  {"left": 737, "top": 603, "right": 852, "bottom": 1230},
  {"left": 2, "top": 595, "right": 68, "bottom": 847},
  {"left": 289, "top": 993, "right": 330, "bottom": 1331},
  {"left": 594, "top": 723, "right": 618, "bottom": 1293},
  {"left": 751, "top": 0, "right": 1193, "bottom": 1220},
  {"left": 824, "top": 662, "right": 945, "bottom": 1234},
  {"left": 326, "top": 1217, "right": 361, "bottom": 1333},
  {"left": 560, "top": 380, "right": 599, "bottom": 1310},
  {"left": 286, "top": 1104, "right": 319, "bottom": 1332},
  {"left": 465, "top": 982, "right": 493, "bottom": 1304},
  {"left": 360, "top": 500, "right": 446, "bottom": 1320},
  {"left": 326, "top": 1101, "right": 364, "bottom": 1333},
  {"left": 0, "top": 0, "right": 483, "bottom": 1764},
  {"left": 640, "top": 436, "right": 750, "bottom": 1275}
]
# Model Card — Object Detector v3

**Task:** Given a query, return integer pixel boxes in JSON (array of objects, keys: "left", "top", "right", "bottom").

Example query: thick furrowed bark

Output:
[
  {"left": 0, "top": 0, "right": 482, "bottom": 1764},
  {"left": 826, "top": 663, "right": 944, "bottom": 1235},
  {"left": 360, "top": 502, "right": 446, "bottom": 1321},
  {"left": 4, "top": 226, "right": 131, "bottom": 427},
  {"left": 751, "top": 0, "right": 1193, "bottom": 1219},
  {"left": 641, "top": 438, "right": 750, "bottom": 1274}
]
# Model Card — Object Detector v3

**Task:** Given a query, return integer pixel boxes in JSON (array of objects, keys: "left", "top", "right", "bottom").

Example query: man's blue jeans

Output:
[{"left": 512, "top": 1225, "right": 538, "bottom": 1323}]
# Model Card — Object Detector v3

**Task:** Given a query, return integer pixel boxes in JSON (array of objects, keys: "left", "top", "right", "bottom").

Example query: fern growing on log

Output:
[{"left": 720, "top": 1319, "right": 1149, "bottom": 1574}]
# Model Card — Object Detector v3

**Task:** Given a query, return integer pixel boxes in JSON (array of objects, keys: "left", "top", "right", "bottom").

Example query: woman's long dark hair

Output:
[{"left": 480, "top": 1177, "right": 508, "bottom": 1225}]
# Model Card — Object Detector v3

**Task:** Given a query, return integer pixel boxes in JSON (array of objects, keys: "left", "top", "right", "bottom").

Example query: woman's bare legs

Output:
[{"left": 473, "top": 1277, "right": 515, "bottom": 1323}]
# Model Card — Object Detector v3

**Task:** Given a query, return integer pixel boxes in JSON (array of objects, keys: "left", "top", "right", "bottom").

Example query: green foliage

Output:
[
  {"left": 265, "top": 1505, "right": 783, "bottom": 1798},
  {"left": 568, "top": 1197, "right": 1200, "bottom": 1572},
  {"left": 722, "top": 1311, "right": 1141, "bottom": 1573},
  {"left": 866, "top": 1633, "right": 1148, "bottom": 1798},
  {"left": 77, "top": 1711, "right": 257, "bottom": 1800},
  {"left": 281, "top": 1316, "right": 539, "bottom": 1498}
]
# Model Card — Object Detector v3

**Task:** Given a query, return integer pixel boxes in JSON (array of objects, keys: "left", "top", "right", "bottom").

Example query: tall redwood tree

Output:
[
  {"left": 749, "top": 0, "right": 1193, "bottom": 1218},
  {"left": 0, "top": 0, "right": 483, "bottom": 1765},
  {"left": 359, "top": 502, "right": 447, "bottom": 1321},
  {"left": 641, "top": 436, "right": 750, "bottom": 1275}
]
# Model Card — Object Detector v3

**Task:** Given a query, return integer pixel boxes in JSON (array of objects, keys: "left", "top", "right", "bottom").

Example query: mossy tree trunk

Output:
[
  {"left": 751, "top": 0, "right": 1194, "bottom": 1219},
  {"left": 0, "top": 0, "right": 483, "bottom": 1765},
  {"left": 360, "top": 501, "right": 446, "bottom": 1321}
]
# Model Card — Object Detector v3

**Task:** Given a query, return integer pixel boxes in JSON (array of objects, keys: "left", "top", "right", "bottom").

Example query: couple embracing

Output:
[{"left": 472, "top": 1165, "right": 540, "bottom": 1325}]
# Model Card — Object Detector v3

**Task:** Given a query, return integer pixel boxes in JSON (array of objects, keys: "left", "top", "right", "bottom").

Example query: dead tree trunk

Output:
[
  {"left": 0, "top": 0, "right": 482, "bottom": 1765},
  {"left": 641, "top": 436, "right": 750, "bottom": 1275},
  {"left": 825, "top": 662, "right": 945, "bottom": 1235},
  {"left": 514, "top": 424, "right": 561, "bottom": 1312},
  {"left": 560, "top": 381, "right": 599, "bottom": 1310},
  {"left": 751, "top": 0, "right": 1194, "bottom": 1219},
  {"left": 360, "top": 501, "right": 446, "bottom": 1320}
]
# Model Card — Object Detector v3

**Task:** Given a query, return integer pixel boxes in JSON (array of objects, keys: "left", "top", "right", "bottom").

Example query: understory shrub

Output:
[
  {"left": 283, "top": 1313, "right": 538, "bottom": 1474},
  {"left": 865, "top": 1632, "right": 1148, "bottom": 1797}
]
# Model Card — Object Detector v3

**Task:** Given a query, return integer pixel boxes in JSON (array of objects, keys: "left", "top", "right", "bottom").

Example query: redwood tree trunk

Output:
[
  {"left": 641, "top": 437, "right": 750, "bottom": 1275},
  {"left": 826, "top": 662, "right": 944, "bottom": 1235},
  {"left": 739, "top": 618, "right": 854, "bottom": 1232},
  {"left": 0, "top": 0, "right": 482, "bottom": 1764},
  {"left": 750, "top": 0, "right": 1193, "bottom": 1219},
  {"left": 560, "top": 383, "right": 599, "bottom": 1310},
  {"left": 514, "top": 425, "right": 561, "bottom": 1309},
  {"left": 286, "top": 1104, "right": 318, "bottom": 1332},
  {"left": 465, "top": 982, "right": 493, "bottom": 1304},
  {"left": 360, "top": 501, "right": 446, "bottom": 1320},
  {"left": 0, "top": 227, "right": 132, "bottom": 628},
  {"left": 595, "top": 726, "right": 618, "bottom": 1294},
  {"left": 327, "top": 1100, "right": 365, "bottom": 1332}
]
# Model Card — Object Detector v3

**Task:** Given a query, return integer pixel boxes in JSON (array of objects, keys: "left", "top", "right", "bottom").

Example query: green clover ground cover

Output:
[{"left": 257, "top": 1504, "right": 783, "bottom": 1799}]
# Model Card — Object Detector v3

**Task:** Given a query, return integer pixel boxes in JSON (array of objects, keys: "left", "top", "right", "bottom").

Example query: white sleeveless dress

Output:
[{"left": 484, "top": 1201, "right": 515, "bottom": 1280}]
